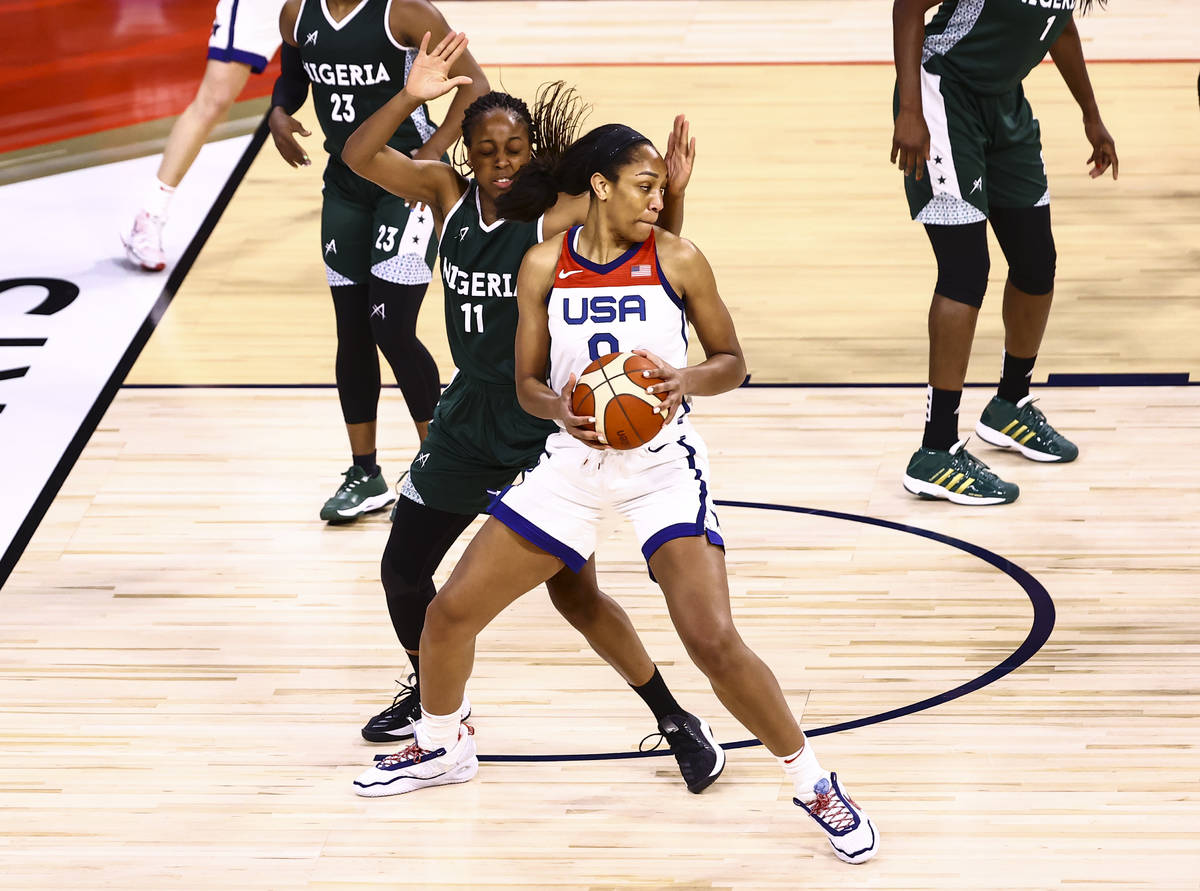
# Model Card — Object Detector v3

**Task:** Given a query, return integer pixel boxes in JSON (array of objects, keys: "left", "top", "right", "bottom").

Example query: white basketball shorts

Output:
[
  {"left": 208, "top": 0, "right": 283, "bottom": 73},
  {"left": 490, "top": 422, "right": 724, "bottom": 573}
]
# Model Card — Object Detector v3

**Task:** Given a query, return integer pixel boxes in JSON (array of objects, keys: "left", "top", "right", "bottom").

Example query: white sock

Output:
[
  {"left": 416, "top": 705, "right": 463, "bottom": 752},
  {"left": 779, "top": 741, "right": 828, "bottom": 800},
  {"left": 143, "top": 178, "right": 176, "bottom": 220}
]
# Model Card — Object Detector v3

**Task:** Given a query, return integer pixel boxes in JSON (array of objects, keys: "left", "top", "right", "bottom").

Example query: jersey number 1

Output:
[{"left": 1040, "top": 16, "right": 1055, "bottom": 42}]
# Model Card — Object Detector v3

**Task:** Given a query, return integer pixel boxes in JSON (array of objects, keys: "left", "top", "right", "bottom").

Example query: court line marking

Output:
[{"left": 473, "top": 499, "right": 1055, "bottom": 763}]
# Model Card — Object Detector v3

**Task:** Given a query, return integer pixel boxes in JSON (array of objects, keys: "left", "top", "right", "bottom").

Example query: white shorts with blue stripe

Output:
[
  {"left": 490, "top": 420, "right": 724, "bottom": 574},
  {"left": 207, "top": 0, "right": 283, "bottom": 73}
]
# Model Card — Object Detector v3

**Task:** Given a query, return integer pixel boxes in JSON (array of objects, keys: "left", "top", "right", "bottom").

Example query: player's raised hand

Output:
[
  {"left": 664, "top": 114, "right": 696, "bottom": 194},
  {"left": 1084, "top": 118, "right": 1118, "bottom": 180},
  {"left": 268, "top": 107, "right": 311, "bottom": 168},
  {"left": 560, "top": 373, "right": 609, "bottom": 450},
  {"left": 404, "top": 31, "right": 473, "bottom": 103},
  {"left": 633, "top": 349, "right": 685, "bottom": 425}
]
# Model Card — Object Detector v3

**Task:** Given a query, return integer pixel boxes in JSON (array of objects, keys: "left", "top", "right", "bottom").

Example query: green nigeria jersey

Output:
[
  {"left": 295, "top": 0, "right": 436, "bottom": 161},
  {"left": 440, "top": 181, "right": 542, "bottom": 386},
  {"left": 922, "top": 0, "right": 1074, "bottom": 95}
]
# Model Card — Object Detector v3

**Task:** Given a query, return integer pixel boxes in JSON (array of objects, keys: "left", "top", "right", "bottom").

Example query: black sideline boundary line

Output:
[{"left": 0, "top": 119, "right": 270, "bottom": 590}]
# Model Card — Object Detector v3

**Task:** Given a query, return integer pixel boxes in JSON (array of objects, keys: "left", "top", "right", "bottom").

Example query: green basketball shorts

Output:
[
  {"left": 320, "top": 158, "right": 440, "bottom": 286},
  {"left": 898, "top": 68, "right": 1049, "bottom": 225}
]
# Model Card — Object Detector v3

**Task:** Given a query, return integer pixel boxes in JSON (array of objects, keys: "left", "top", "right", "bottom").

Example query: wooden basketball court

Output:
[{"left": 3, "top": 2, "right": 1198, "bottom": 887}]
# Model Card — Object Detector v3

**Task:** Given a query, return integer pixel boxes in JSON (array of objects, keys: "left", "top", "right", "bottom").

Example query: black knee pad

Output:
[
  {"left": 330, "top": 283, "right": 381, "bottom": 424},
  {"left": 989, "top": 205, "right": 1056, "bottom": 296},
  {"left": 924, "top": 221, "right": 990, "bottom": 308}
]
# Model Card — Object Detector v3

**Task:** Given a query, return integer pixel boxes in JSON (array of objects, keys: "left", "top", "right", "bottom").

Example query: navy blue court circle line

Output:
[{"left": 477, "top": 499, "right": 1056, "bottom": 763}]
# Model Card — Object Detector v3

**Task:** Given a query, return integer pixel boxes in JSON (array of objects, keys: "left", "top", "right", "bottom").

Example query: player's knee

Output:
[
  {"left": 190, "top": 88, "right": 236, "bottom": 125},
  {"left": 546, "top": 577, "right": 601, "bottom": 628},
  {"left": 678, "top": 618, "right": 741, "bottom": 678},
  {"left": 925, "top": 222, "right": 990, "bottom": 308},
  {"left": 423, "top": 589, "right": 472, "bottom": 642},
  {"left": 992, "top": 205, "right": 1056, "bottom": 296}
]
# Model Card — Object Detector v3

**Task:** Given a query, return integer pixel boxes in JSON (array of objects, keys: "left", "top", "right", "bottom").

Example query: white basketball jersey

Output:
[{"left": 546, "top": 226, "right": 688, "bottom": 397}]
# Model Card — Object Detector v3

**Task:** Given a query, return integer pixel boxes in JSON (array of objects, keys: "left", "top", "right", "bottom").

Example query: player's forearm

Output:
[
  {"left": 680, "top": 352, "right": 746, "bottom": 398},
  {"left": 659, "top": 190, "right": 685, "bottom": 237},
  {"left": 1050, "top": 23, "right": 1101, "bottom": 122},
  {"left": 271, "top": 42, "right": 308, "bottom": 115},
  {"left": 516, "top": 377, "right": 563, "bottom": 421},
  {"left": 893, "top": 0, "right": 929, "bottom": 111},
  {"left": 342, "top": 88, "right": 427, "bottom": 175}
]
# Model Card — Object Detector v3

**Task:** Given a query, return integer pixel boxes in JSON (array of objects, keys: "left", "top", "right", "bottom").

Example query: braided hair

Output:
[
  {"left": 456, "top": 81, "right": 591, "bottom": 177},
  {"left": 495, "top": 123, "right": 653, "bottom": 222}
]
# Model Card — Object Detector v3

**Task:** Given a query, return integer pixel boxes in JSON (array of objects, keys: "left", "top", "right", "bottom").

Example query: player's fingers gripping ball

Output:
[{"left": 570, "top": 352, "right": 667, "bottom": 449}]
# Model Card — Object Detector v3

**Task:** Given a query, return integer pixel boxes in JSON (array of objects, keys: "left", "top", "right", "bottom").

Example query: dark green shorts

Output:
[
  {"left": 406, "top": 374, "right": 558, "bottom": 515},
  {"left": 898, "top": 69, "right": 1049, "bottom": 224},
  {"left": 320, "top": 158, "right": 440, "bottom": 286}
]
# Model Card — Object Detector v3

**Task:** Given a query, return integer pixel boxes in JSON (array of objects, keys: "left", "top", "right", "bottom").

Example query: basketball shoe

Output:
[
  {"left": 643, "top": 712, "right": 725, "bottom": 794},
  {"left": 903, "top": 438, "right": 1019, "bottom": 505},
  {"left": 975, "top": 395, "right": 1078, "bottom": 462},
  {"left": 361, "top": 675, "right": 472, "bottom": 743},
  {"left": 122, "top": 211, "right": 166, "bottom": 272},
  {"left": 353, "top": 723, "right": 477, "bottom": 797},
  {"left": 794, "top": 773, "right": 879, "bottom": 864},
  {"left": 320, "top": 466, "right": 395, "bottom": 524}
]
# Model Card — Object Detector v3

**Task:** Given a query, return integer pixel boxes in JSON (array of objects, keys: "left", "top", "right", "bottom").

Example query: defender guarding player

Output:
[
  {"left": 892, "top": 0, "right": 1118, "bottom": 504},
  {"left": 268, "top": 0, "right": 488, "bottom": 522},
  {"left": 341, "top": 33, "right": 722, "bottom": 791},
  {"left": 353, "top": 118, "right": 880, "bottom": 865}
]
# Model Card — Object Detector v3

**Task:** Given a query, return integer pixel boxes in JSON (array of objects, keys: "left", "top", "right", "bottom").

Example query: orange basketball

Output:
[{"left": 570, "top": 351, "right": 667, "bottom": 450}]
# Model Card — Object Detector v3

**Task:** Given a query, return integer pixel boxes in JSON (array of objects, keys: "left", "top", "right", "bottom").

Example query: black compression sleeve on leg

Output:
[
  {"left": 924, "top": 221, "right": 990, "bottom": 308},
  {"left": 368, "top": 280, "right": 441, "bottom": 423},
  {"left": 989, "top": 205, "right": 1056, "bottom": 297},
  {"left": 381, "top": 496, "right": 476, "bottom": 651},
  {"left": 271, "top": 43, "right": 309, "bottom": 115},
  {"left": 331, "top": 283, "right": 381, "bottom": 425}
]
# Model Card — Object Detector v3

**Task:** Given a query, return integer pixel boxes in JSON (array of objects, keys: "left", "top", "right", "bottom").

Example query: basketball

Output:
[{"left": 570, "top": 352, "right": 667, "bottom": 449}]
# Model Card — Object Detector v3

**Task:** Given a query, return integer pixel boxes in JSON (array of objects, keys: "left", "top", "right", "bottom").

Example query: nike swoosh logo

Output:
[
  {"left": 558, "top": 269, "right": 583, "bottom": 279},
  {"left": 647, "top": 443, "right": 669, "bottom": 453}
]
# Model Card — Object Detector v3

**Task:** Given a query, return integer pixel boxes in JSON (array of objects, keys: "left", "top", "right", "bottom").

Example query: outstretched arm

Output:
[
  {"left": 390, "top": 0, "right": 490, "bottom": 162},
  {"left": 1049, "top": 16, "right": 1118, "bottom": 180},
  {"left": 342, "top": 31, "right": 472, "bottom": 212},
  {"left": 657, "top": 114, "right": 695, "bottom": 236}
]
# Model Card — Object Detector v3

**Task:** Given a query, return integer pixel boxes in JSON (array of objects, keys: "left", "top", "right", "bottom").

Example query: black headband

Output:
[{"left": 590, "top": 124, "right": 650, "bottom": 167}]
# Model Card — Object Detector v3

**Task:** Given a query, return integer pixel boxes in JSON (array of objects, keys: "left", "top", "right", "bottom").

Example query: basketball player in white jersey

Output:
[
  {"left": 352, "top": 123, "right": 879, "bottom": 865},
  {"left": 123, "top": 0, "right": 284, "bottom": 271}
]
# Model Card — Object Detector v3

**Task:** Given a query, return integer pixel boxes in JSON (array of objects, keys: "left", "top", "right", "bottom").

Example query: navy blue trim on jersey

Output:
[
  {"left": 641, "top": 435, "right": 724, "bottom": 574},
  {"left": 567, "top": 225, "right": 641, "bottom": 274},
  {"left": 488, "top": 496, "right": 587, "bottom": 572},
  {"left": 207, "top": 46, "right": 270, "bottom": 73},
  {"left": 653, "top": 239, "right": 689, "bottom": 348}
]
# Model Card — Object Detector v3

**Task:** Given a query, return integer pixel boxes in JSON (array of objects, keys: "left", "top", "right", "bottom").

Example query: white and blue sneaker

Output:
[
  {"left": 353, "top": 723, "right": 477, "bottom": 797},
  {"left": 794, "top": 773, "right": 879, "bottom": 864}
]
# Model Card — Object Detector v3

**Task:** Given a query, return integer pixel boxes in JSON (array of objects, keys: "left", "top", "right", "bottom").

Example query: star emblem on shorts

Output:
[
  {"left": 934, "top": 155, "right": 943, "bottom": 165},
  {"left": 211, "top": 22, "right": 220, "bottom": 37},
  {"left": 938, "top": 176, "right": 946, "bottom": 184},
  {"left": 411, "top": 235, "right": 419, "bottom": 243},
  {"left": 417, "top": 215, "right": 425, "bottom": 223}
]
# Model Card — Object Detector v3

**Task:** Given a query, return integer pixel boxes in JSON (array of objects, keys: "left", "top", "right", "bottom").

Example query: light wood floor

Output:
[{"left": 5, "top": 1, "right": 1200, "bottom": 887}]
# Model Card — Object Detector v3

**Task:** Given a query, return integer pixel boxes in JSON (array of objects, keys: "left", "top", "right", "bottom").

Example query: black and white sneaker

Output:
[
  {"left": 643, "top": 712, "right": 726, "bottom": 794},
  {"left": 361, "top": 676, "right": 472, "bottom": 743}
]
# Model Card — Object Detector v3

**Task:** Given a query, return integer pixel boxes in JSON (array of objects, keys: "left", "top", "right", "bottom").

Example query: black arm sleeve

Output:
[{"left": 271, "top": 43, "right": 309, "bottom": 115}]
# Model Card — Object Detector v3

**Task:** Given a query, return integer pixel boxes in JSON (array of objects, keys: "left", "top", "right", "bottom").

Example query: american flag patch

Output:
[{"left": 631, "top": 263, "right": 651, "bottom": 277}]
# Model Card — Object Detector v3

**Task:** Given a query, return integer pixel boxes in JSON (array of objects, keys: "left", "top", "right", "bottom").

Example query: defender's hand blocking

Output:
[
  {"left": 404, "top": 31, "right": 473, "bottom": 103},
  {"left": 559, "top": 373, "right": 609, "bottom": 450},
  {"left": 664, "top": 114, "right": 696, "bottom": 194}
]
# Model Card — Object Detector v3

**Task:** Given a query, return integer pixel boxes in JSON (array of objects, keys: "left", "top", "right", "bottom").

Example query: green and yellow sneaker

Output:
[
  {"left": 903, "top": 438, "right": 1019, "bottom": 505},
  {"left": 320, "top": 466, "right": 395, "bottom": 524},
  {"left": 975, "top": 395, "right": 1078, "bottom": 463}
]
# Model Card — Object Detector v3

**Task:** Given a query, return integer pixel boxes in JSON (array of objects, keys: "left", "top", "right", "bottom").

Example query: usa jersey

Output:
[{"left": 547, "top": 226, "right": 687, "bottom": 398}]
